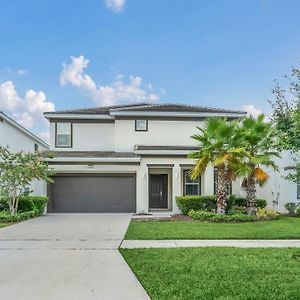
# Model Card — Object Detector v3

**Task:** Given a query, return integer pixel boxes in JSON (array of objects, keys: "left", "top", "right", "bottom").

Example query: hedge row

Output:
[
  {"left": 188, "top": 210, "right": 257, "bottom": 222},
  {"left": 0, "top": 196, "right": 48, "bottom": 222},
  {"left": 176, "top": 195, "right": 267, "bottom": 215}
]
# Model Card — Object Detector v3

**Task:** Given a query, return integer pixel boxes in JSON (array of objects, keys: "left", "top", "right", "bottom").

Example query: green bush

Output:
[
  {"left": 18, "top": 196, "right": 35, "bottom": 213},
  {"left": 176, "top": 196, "right": 216, "bottom": 215},
  {"left": 30, "top": 196, "right": 48, "bottom": 214},
  {"left": 188, "top": 210, "right": 257, "bottom": 222},
  {"left": 256, "top": 199, "right": 267, "bottom": 209},
  {"left": 284, "top": 202, "right": 299, "bottom": 215},
  {"left": 176, "top": 195, "right": 266, "bottom": 215},
  {"left": 0, "top": 210, "right": 39, "bottom": 222},
  {"left": 257, "top": 208, "right": 279, "bottom": 219}
]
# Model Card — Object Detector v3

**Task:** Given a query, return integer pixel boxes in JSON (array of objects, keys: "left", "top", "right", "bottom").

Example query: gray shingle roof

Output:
[
  {"left": 45, "top": 103, "right": 246, "bottom": 115},
  {"left": 135, "top": 145, "right": 199, "bottom": 151},
  {"left": 42, "top": 151, "right": 138, "bottom": 158}
]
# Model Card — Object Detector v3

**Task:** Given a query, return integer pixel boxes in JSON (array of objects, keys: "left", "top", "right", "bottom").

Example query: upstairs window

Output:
[
  {"left": 183, "top": 170, "right": 201, "bottom": 195},
  {"left": 34, "top": 143, "right": 39, "bottom": 153},
  {"left": 135, "top": 120, "right": 148, "bottom": 131},
  {"left": 56, "top": 123, "right": 72, "bottom": 148},
  {"left": 297, "top": 178, "right": 300, "bottom": 200}
]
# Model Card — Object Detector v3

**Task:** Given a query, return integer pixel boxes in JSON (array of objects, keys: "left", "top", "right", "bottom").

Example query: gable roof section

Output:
[
  {"left": 44, "top": 103, "right": 246, "bottom": 119},
  {"left": 0, "top": 111, "right": 49, "bottom": 148}
]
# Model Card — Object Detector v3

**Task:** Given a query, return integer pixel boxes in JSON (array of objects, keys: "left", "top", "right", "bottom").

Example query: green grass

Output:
[
  {"left": 121, "top": 247, "right": 300, "bottom": 300},
  {"left": 125, "top": 216, "right": 300, "bottom": 240},
  {"left": 0, "top": 223, "right": 7, "bottom": 229}
]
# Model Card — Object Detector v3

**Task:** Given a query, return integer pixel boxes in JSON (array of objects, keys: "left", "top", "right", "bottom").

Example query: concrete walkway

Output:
[
  {"left": 0, "top": 214, "right": 149, "bottom": 300},
  {"left": 121, "top": 239, "right": 300, "bottom": 248}
]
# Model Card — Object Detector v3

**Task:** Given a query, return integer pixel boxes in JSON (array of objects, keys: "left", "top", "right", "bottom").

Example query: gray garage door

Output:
[{"left": 48, "top": 174, "right": 136, "bottom": 213}]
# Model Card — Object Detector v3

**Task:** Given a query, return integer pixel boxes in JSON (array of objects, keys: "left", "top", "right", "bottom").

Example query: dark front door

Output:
[{"left": 149, "top": 174, "right": 168, "bottom": 209}]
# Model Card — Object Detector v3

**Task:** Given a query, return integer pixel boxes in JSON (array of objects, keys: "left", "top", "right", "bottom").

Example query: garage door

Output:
[{"left": 48, "top": 174, "right": 136, "bottom": 213}]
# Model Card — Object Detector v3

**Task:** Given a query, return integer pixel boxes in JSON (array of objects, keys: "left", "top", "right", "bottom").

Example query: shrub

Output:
[
  {"left": 176, "top": 196, "right": 216, "bottom": 215},
  {"left": 176, "top": 195, "right": 266, "bottom": 215},
  {"left": 188, "top": 210, "right": 256, "bottom": 222},
  {"left": 0, "top": 210, "right": 39, "bottom": 222},
  {"left": 228, "top": 205, "right": 247, "bottom": 215},
  {"left": 257, "top": 208, "right": 279, "bottom": 219},
  {"left": 256, "top": 199, "right": 267, "bottom": 209},
  {"left": 18, "top": 196, "right": 35, "bottom": 213},
  {"left": 296, "top": 207, "right": 300, "bottom": 216},
  {"left": 284, "top": 202, "right": 299, "bottom": 215},
  {"left": 30, "top": 196, "right": 48, "bottom": 214}
]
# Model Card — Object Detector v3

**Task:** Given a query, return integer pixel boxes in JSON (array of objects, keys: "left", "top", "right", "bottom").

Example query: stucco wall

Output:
[
  {"left": 114, "top": 119, "right": 204, "bottom": 152},
  {"left": 0, "top": 118, "right": 48, "bottom": 197},
  {"left": 49, "top": 122, "right": 115, "bottom": 151}
]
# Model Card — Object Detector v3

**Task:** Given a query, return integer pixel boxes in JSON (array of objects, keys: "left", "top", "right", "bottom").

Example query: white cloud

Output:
[
  {"left": 16, "top": 69, "right": 27, "bottom": 76},
  {"left": 60, "top": 55, "right": 162, "bottom": 106},
  {"left": 37, "top": 131, "right": 50, "bottom": 143},
  {"left": 0, "top": 80, "right": 55, "bottom": 142},
  {"left": 104, "top": 0, "right": 126, "bottom": 12},
  {"left": 242, "top": 104, "right": 263, "bottom": 118},
  {"left": 2, "top": 68, "right": 28, "bottom": 76}
]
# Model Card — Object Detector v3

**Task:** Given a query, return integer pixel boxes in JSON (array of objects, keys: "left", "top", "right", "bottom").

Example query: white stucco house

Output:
[
  {"left": 0, "top": 111, "right": 49, "bottom": 196},
  {"left": 43, "top": 103, "right": 299, "bottom": 214}
]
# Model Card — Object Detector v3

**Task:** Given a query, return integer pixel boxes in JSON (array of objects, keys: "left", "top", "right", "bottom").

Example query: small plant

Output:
[
  {"left": 188, "top": 210, "right": 256, "bottom": 222},
  {"left": 296, "top": 207, "right": 300, "bottom": 216},
  {"left": 257, "top": 208, "right": 279, "bottom": 219},
  {"left": 284, "top": 202, "right": 299, "bottom": 215}
]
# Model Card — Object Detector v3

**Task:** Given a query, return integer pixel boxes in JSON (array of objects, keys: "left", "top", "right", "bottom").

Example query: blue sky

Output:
[{"left": 1, "top": 0, "right": 300, "bottom": 141}]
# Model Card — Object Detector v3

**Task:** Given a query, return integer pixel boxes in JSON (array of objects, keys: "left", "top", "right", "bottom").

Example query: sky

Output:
[{"left": 1, "top": 0, "right": 300, "bottom": 142}]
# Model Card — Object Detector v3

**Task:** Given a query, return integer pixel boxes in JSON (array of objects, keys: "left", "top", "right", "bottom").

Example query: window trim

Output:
[
  {"left": 135, "top": 119, "right": 148, "bottom": 132},
  {"left": 55, "top": 122, "right": 73, "bottom": 148},
  {"left": 183, "top": 169, "right": 201, "bottom": 196}
]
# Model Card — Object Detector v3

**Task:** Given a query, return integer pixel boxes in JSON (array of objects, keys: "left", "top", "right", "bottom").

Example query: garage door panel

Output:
[{"left": 49, "top": 174, "right": 136, "bottom": 213}]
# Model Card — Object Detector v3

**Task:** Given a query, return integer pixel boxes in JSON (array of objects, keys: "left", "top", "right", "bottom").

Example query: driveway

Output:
[{"left": 0, "top": 214, "right": 150, "bottom": 300}]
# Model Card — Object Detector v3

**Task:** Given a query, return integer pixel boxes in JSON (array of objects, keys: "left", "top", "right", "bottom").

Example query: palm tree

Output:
[
  {"left": 236, "top": 115, "right": 280, "bottom": 215},
  {"left": 188, "top": 118, "right": 245, "bottom": 214}
]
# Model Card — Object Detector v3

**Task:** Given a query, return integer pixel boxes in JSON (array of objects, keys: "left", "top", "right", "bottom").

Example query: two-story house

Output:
[
  {"left": 0, "top": 111, "right": 49, "bottom": 196},
  {"left": 43, "top": 103, "right": 247, "bottom": 213}
]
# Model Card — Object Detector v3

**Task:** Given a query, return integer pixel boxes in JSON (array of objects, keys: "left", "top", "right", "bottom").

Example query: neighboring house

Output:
[
  {"left": 43, "top": 103, "right": 298, "bottom": 214},
  {"left": 256, "top": 152, "right": 300, "bottom": 212},
  {"left": 0, "top": 111, "right": 49, "bottom": 196}
]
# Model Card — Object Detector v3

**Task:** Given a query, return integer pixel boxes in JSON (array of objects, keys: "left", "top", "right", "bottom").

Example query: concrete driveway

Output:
[{"left": 0, "top": 214, "right": 150, "bottom": 300}]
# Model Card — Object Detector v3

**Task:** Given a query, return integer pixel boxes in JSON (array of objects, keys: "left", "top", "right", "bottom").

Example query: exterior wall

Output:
[
  {"left": 114, "top": 119, "right": 204, "bottom": 152},
  {"left": 49, "top": 122, "right": 115, "bottom": 151},
  {"left": 50, "top": 119, "right": 204, "bottom": 151},
  {"left": 0, "top": 118, "right": 47, "bottom": 153},
  {"left": 256, "top": 152, "right": 299, "bottom": 213},
  {"left": 0, "top": 117, "right": 48, "bottom": 197}
]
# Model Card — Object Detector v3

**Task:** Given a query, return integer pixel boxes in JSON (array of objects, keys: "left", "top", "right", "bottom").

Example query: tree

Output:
[
  {"left": 236, "top": 115, "right": 280, "bottom": 214},
  {"left": 188, "top": 118, "right": 245, "bottom": 214},
  {"left": 0, "top": 147, "right": 53, "bottom": 215},
  {"left": 269, "top": 67, "right": 300, "bottom": 183}
]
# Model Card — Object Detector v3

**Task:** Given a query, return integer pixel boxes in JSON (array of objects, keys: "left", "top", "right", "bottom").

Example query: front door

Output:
[{"left": 149, "top": 174, "right": 168, "bottom": 209}]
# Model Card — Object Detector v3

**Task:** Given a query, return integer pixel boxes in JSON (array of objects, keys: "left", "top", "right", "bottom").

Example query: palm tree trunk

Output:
[
  {"left": 246, "top": 176, "right": 257, "bottom": 215},
  {"left": 216, "top": 165, "right": 228, "bottom": 214}
]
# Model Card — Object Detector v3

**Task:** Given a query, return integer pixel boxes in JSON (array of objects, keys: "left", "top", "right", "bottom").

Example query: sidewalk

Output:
[{"left": 121, "top": 239, "right": 300, "bottom": 248}]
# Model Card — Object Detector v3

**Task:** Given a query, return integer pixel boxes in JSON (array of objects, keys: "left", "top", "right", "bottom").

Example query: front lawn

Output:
[
  {"left": 125, "top": 216, "right": 300, "bottom": 240},
  {"left": 0, "top": 223, "right": 7, "bottom": 229},
  {"left": 121, "top": 247, "right": 300, "bottom": 300}
]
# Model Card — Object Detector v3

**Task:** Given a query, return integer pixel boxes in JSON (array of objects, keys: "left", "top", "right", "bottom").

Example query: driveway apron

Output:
[{"left": 0, "top": 214, "right": 150, "bottom": 300}]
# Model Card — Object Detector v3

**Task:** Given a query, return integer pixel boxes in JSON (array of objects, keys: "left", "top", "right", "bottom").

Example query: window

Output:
[
  {"left": 214, "top": 168, "right": 232, "bottom": 195},
  {"left": 56, "top": 123, "right": 72, "bottom": 147},
  {"left": 135, "top": 120, "right": 148, "bottom": 131},
  {"left": 183, "top": 170, "right": 201, "bottom": 195},
  {"left": 297, "top": 178, "right": 300, "bottom": 200},
  {"left": 34, "top": 143, "right": 39, "bottom": 153}
]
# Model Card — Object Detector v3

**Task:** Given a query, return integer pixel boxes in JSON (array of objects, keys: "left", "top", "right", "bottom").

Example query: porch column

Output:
[
  {"left": 172, "top": 164, "right": 181, "bottom": 213},
  {"left": 203, "top": 164, "right": 214, "bottom": 195}
]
